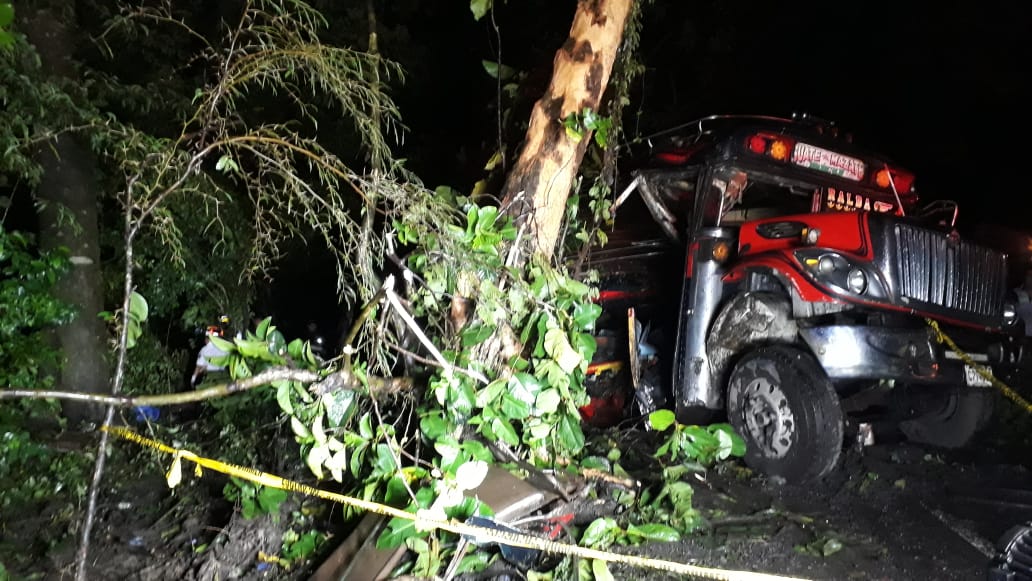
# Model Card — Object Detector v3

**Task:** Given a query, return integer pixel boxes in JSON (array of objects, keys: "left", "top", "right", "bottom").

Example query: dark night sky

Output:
[
  {"left": 635, "top": 0, "right": 1031, "bottom": 232},
  {"left": 146, "top": 1, "right": 1032, "bottom": 333},
  {"left": 397, "top": 0, "right": 1031, "bottom": 232}
]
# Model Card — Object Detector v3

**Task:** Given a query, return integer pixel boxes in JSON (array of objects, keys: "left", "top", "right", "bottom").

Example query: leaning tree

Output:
[{"left": 1, "top": 0, "right": 648, "bottom": 578}]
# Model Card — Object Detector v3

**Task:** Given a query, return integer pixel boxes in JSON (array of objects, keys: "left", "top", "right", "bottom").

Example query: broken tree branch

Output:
[
  {"left": 382, "top": 274, "right": 489, "bottom": 385},
  {"left": 1, "top": 366, "right": 412, "bottom": 407}
]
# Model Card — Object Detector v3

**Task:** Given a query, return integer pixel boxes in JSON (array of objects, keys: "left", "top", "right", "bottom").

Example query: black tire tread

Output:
[{"left": 728, "top": 344, "right": 844, "bottom": 482}]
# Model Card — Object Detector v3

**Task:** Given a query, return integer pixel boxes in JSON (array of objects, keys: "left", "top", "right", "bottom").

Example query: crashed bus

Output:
[{"left": 598, "top": 114, "right": 1029, "bottom": 482}]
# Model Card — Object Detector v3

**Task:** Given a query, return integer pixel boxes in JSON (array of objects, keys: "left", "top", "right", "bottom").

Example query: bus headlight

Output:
[
  {"left": 1003, "top": 301, "right": 1018, "bottom": 326},
  {"left": 846, "top": 268, "right": 868, "bottom": 295}
]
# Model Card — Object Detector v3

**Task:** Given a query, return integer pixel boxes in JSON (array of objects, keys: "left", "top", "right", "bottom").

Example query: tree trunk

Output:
[
  {"left": 500, "top": 0, "right": 633, "bottom": 261},
  {"left": 22, "top": 6, "right": 110, "bottom": 425}
]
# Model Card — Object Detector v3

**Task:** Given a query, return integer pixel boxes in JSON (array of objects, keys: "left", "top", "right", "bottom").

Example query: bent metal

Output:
[{"left": 615, "top": 114, "right": 1028, "bottom": 483}]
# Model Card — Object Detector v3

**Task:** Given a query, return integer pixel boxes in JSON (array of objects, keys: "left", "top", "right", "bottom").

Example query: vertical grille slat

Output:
[{"left": 893, "top": 223, "right": 1005, "bottom": 319}]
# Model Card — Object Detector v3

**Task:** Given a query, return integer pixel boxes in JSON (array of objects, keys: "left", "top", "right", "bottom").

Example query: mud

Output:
[{"left": 612, "top": 427, "right": 1030, "bottom": 581}]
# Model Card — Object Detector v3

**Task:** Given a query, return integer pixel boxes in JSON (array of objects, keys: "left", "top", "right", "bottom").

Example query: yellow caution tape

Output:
[
  {"left": 101, "top": 426, "right": 809, "bottom": 581},
  {"left": 926, "top": 319, "right": 1032, "bottom": 414}
]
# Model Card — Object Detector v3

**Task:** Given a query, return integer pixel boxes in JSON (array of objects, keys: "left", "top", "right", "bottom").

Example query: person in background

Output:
[{"left": 191, "top": 324, "right": 229, "bottom": 387}]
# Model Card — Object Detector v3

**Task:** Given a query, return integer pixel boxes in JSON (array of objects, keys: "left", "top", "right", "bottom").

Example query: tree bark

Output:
[
  {"left": 22, "top": 6, "right": 110, "bottom": 425},
  {"left": 500, "top": 0, "right": 633, "bottom": 260}
]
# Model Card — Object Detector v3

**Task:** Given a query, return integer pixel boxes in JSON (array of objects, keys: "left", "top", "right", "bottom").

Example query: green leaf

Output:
[
  {"left": 481, "top": 60, "right": 516, "bottom": 81},
  {"left": 714, "top": 427, "right": 734, "bottom": 460},
  {"left": 287, "top": 338, "right": 305, "bottom": 360},
  {"left": 580, "top": 517, "right": 619, "bottom": 548},
  {"left": 326, "top": 449, "right": 348, "bottom": 482},
  {"left": 572, "top": 332, "right": 597, "bottom": 363},
  {"left": 455, "top": 551, "right": 491, "bottom": 574},
  {"left": 128, "top": 291, "right": 149, "bottom": 322},
  {"left": 255, "top": 316, "right": 272, "bottom": 339},
  {"left": 241, "top": 498, "right": 257, "bottom": 519},
  {"left": 508, "top": 372, "right": 541, "bottom": 403},
  {"left": 543, "top": 328, "right": 582, "bottom": 373},
  {"left": 266, "top": 329, "right": 287, "bottom": 358},
  {"left": 373, "top": 444, "right": 397, "bottom": 477},
  {"left": 626, "top": 523, "right": 681, "bottom": 542},
  {"left": 476, "top": 378, "right": 506, "bottom": 408},
  {"left": 469, "top": 0, "right": 492, "bottom": 21},
  {"left": 420, "top": 411, "right": 449, "bottom": 441},
  {"left": 229, "top": 355, "right": 251, "bottom": 378},
  {"left": 385, "top": 476, "right": 410, "bottom": 505},
  {"left": 307, "top": 444, "right": 330, "bottom": 479},
  {"left": 312, "top": 414, "right": 327, "bottom": 445},
  {"left": 664, "top": 481, "right": 695, "bottom": 516},
  {"left": 492, "top": 417, "right": 519, "bottom": 447},
  {"left": 257, "top": 486, "right": 287, "bottom": 514},
  {"left": 561, "top": 277, "right": 591, "bottom": 299},
  {"left": 209, "top": 334, "right": 235, "bottom": 353},
  {"left": 349, "top": 445, "right": 367, "bottom": 478},
  {"left": 709, "top": 423, "right": 747, "bottom": 457},
  {"left": 215, "top": 155, "right": 239, "bottom": 174},
  {"left": 449, "top": 380, "right": 476, "bottom": 421},
  {"left": 499, "top": 394, "right": 530, "bottom": 419},
  {"left": 460, "top": 323, "right": 494, "bottom": 348},
  {"left": 535, "top": 388, "right": 561, "bottom": 414},
  {"left": 291, "top": 416, "right": 312, "bottom": 440},
  {"left": 649, "top": 409, "right": 677, "bottom": 431},
  {"left": 582, "top": 107, "right": 599, "bottom": 129},
  {"left": 454, "top": 459, "right": 489, "bottom": 491},
  {"left": 0, "top": 3, "right": 13, "bottom": 28},
  {"left": 528, "top": 419, "right": 552, "bottom": 440},
  {"left": 460, "top": 439, "right": 495, "bottom": 463},
  {"left": 359, "top": 413, "right": 374, "bottom": 439},
  {"left": 822, "top": 538, "right": 843, "bottom": 557},
  {"left": 235, "top": 338, "right": 271, "bottom": 359},
  {"left": 434, "top": 437, "right": 461, "bottom": 467},
  {"left": 275, "top": 382, "right": 294, "bottom": 414},
  {"left": 322, "top": 390, "right": 356, "bottom": 427},
  {"left": 476, "top": 206, "right": 499, "bottom": 232},
  {"left": 592, "top": 560, "right": 616, "bottom": 581},
  {"left": 556, "top": 414, "right": 584, "bottom": 452},
  {"left": 126, "top": 320, "right": 141, "bottom": 349},
  {"left": 572, "top": 302, "right": 602, "bottom": 330}
]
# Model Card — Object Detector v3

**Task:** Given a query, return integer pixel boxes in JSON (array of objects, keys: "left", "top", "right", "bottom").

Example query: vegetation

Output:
[{"left": 0, "top": 1, "right": 747, "bottom": 579}]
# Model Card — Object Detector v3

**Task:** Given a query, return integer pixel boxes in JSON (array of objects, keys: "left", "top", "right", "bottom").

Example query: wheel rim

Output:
[{"left": 739, "top": 375, "right": 795, "bottom": 458}]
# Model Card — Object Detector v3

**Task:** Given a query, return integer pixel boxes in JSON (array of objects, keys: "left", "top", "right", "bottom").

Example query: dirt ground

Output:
[
  {"left": 608, "top": 407, "right": 1032, "bottom": 581},
  {"left": 9, "top": 407, "right": 1032, "bottom": 581}
]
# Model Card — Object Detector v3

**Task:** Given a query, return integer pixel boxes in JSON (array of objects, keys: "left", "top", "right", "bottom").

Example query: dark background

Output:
[
  {"left": 274, "top": 0, "right": 1032, "bottom": 335},
  {"left": 396, "top": 0, "right": 1031, "bottom": 229}
]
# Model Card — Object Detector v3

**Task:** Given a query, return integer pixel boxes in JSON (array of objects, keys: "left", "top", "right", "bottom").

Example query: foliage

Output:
[
  {"left": 120, "top": 332, "right": 189, "bottom": 397},
  {"left": 404, "top": 204, "right": 599, "bottom": 459},
  {"left": 562, "top": 108, "right": 614, "bottom": 149},
  {"left": 0, "top": 226, "right": 74, "bottom": 388},
  {"left": 281, "top": 528, "right": 328, "bottom": 563},
  {"left": 1, "top": 1, "right": 701, "bottom": 577},
  {"left": 0, "top": 1, "right": 12, "bottom": 49},
  {"left": 563, "top": 0, "right": 650, "bottom": 258},
  {"left": 188, "top": 202, "right": 603, "bottom": 576},
  {"left": 0, "top": 413, "right": 93, "bottom": 509},
  {"left": 649, "top": 410, "right": 746, "bottom": 465},
  {"left": 0, "top": 227, "right": 86, "bottom": 576},
  {"left": 223, "top": 476, "right": 289, "bottom": 520},
  {"left": 0, "top": 411, "right": 94, "bottom": 571},
  {"left": 0, "top": 34, "right": 87, "bottom": 188}
]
